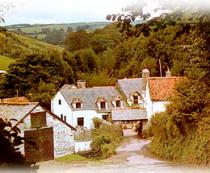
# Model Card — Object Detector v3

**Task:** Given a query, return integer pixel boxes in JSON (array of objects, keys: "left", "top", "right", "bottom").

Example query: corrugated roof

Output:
[
  {"left": 60, "top": 86, "right": 125, "bottom": 111},
  {"left": 117, "top": 78, "right": 143, "bottom": 99},
  {"left": 112, "top": 108, "right": 147, "bottom": 121},
  {"left": 148, "top": 77, "right": 182, "bottom": 101},
  {"left": 0, "top": 97, "right": 30, "bottom": 105}
]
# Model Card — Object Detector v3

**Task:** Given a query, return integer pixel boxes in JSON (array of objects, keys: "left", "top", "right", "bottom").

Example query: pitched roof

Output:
[
  {"left": 148, "top": 77, "right": 182, "bottom": 101},
  {"left": 117, "top": 78, "right": 143, "bottom": 99},
  {"left": 0, "top": 97, "right": 31, "bottom": 105},
  {"left": 112, "top": 108, "right": 147, "bottom": 121},
  {"left": 0, "top": 102, "right": 38, "bottom": 126},
  {"left": 60, "top": 86, "right": 123, "bottom": 111},
  {"left": 14, "top": 104, "right": 76, "bottom": 131}
]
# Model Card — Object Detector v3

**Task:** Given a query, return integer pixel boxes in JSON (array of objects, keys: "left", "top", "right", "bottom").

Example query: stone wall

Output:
[{"left": 17, "top": 105, "right": 75, "bottom": 158}]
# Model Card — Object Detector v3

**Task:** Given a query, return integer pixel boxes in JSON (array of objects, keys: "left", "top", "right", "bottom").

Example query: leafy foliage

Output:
[
  {"left": 0, "top": 118, "right": 36, "bottom": 169},
  {"left": 80, "top": 124, "right": 123, "bottom": 159},
  {"left": 147, "top": 15, "right": 210, "bottom": 165}
]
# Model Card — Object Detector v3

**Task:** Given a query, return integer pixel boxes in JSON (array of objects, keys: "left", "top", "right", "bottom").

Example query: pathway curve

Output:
[{"left": 38, "top": 136, "right": 210, "bottom": 173}]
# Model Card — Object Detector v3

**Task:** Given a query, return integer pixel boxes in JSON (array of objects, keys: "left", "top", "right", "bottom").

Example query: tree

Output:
[
  {"left": 64, "top": 30, "right": 91, "bottom": 52},
  {"left": 0, "top": 118, "right": 36, "bottom": 170},
  {"left": 0, "top": 52, "right": 75, "bottom": 100}
]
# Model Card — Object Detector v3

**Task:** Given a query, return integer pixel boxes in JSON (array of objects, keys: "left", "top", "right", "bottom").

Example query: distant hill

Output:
[
  {"left": 5, "top": 22, "right": 110, "bottom": 41},
  {"left": 0, "top": 29, "right": 64, "bottom": 70}
]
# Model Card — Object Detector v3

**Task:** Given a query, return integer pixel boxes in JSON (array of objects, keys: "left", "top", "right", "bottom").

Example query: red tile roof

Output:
[
  {"left": 0, "top": 97, "right": 31, "bottom": 105},
  {"left": 148, "top": 77, "right": 182, "bottom": 101}
]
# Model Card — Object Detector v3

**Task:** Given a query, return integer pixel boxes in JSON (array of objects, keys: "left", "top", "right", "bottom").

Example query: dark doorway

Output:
[{"left": 24, "top": 127, "right": 54, "bottom": 162}]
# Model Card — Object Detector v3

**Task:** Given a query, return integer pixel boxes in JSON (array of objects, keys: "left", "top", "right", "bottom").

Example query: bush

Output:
[
  {"left": 80, "top": 124, "right": 123, "bottom": 159},
  {"left": 92, "top": 117, "right": 102, "bottom": 129},
  {"left": 148, "top": 113, "right": 210, "bottom": 166}
]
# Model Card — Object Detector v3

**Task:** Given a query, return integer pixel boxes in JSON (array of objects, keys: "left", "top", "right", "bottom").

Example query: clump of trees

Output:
[
  {"left": 136, "top": 11, "right": 210, "bottom": 165},
  {"left": 0, "top": 52, "right": 74, "bottom": 107}
]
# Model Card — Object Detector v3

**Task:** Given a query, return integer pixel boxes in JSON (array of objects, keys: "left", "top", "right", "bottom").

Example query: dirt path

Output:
[{"left": 38, "top": 136, "right": 210, "bottom": 173}]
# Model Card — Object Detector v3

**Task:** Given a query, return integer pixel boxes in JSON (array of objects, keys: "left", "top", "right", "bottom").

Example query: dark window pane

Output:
[
  {"left": 77, "top": 117, "right": 84, "bottom": 126},
  {"left": 116, "top": 100, "right": 121, "bottom": 107},
  {"left": 100, "top": 101, "right": 106, "bottom": 109},
  {"left": 133, "top": 95, "right": 138, "bottom": 104},
  {"left": 76, "top": 102, "right": 81, "bottom": 108},
  {"left": 58, "top": 99, "right": 61, "bottom": 105}
]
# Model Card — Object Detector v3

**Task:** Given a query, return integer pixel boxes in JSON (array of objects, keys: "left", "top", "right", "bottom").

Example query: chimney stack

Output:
[
  {"left": 76, "top": 80, "right": 86, "bottom": 89},
  {"left": 142, "top": 69, "right": 150, "bottom": 91}
]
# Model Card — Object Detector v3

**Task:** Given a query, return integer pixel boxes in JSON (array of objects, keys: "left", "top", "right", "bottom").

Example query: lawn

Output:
[
  {"left": 0, "top": 55, "right": 15, "bottom": 71},
  {"left": 55, "top": 154, "right": 88, "bottom": 162}
]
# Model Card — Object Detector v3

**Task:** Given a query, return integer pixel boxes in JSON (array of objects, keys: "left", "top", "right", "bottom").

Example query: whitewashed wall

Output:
[
  {"left": 74, "top": 141, "right": 92, "bottom": 153},
  {"left": 145, "top": 83, "right": 153, "bottom": 119},
  {"left": 152, "top": 101, "right": 168, "bottom": 116},
  {"left": 72, "top": 110, "right": 103, "bottom": 129},
  {"left": 51, "top": 91, "right": 73, "bottom": 125}
]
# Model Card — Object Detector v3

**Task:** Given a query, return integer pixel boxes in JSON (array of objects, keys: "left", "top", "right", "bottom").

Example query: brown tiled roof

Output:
[
  {"left": 148, "top": 77, "right": 182, "bottom": 101},
  {"left": 0, "top": 97, "right": 31, "bottom": 105}
]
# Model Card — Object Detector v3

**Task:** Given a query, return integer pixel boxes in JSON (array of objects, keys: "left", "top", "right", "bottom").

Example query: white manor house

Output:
[{"left": 51, "top": 69, "right": 181, "bottom": 130}]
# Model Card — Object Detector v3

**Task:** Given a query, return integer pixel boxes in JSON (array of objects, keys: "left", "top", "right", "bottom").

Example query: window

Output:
[
  {"left": 116, "top": 100, "right": 121, "bottom": 108},
  {"left": 133, "top": 95, "right": 139, "bottom": 104},
  {"left": 76, "top": 102, "right": 81, "bottom": 108},
  {"left": 77, "top": 117, "right": 84, "bottom": 126},
  {"left": 61, "top": 114, "right": 63, "bottom": 120},
  {"left": 100, "top": 101, "right": 106, "bottom": 109},
  {"left": 31, "top": 112, "right": 47, "bottom": 128},
  {"left": 58, "top": 99, "right": 61, "bottom": 105},
  {"left": 102, "top": 115, "right": 109, "bottom": 121}
]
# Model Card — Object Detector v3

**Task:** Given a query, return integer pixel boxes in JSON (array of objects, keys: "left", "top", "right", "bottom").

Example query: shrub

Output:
[
  {"left": 92, "top": 117, "right": 102, "bottom": 129},
  {"left": 80, "top": 124, "right": 123, "bottom": 159}
]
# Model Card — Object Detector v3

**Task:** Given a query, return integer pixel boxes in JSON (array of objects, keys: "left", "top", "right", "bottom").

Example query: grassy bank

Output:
[{"left": 0, "top": 55, "right": 15, "bottom": 70}]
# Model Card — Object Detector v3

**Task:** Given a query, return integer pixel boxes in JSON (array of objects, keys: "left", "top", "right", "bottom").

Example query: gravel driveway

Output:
[{"left": 38, "top": 137, "right": 210, "bottom": 173}]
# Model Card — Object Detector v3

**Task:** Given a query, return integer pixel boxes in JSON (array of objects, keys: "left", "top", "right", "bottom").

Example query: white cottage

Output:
[
  {"left": 145, "top": 76, "right": 182, "bottom": 119},
  {"left": 51, "top": 71, "right": 149, "bottom": 130},
  {"left": 51, "top": 82, "right": 127, "bottom": 129}
]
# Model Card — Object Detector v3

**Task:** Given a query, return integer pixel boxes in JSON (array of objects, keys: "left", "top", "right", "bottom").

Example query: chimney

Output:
[
  {"left": 166, "top": 68, "right": 171, "bottom": 77},
  {"left": 142, "top": 69, "right": 150, "bottom": 91},
  {"left": 76, "top": 80, "right": 86, "bottom": 89}
]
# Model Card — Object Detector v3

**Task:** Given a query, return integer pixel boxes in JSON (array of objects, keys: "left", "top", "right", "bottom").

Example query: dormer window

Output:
[
  {"left": 96, "top": 97, "right": 107, "bottom": 110},
  {"left": 100, "top": 101, "right": 106, "bottom": 109},
  {"left": 133, "top": 95, "right": 139, "bottom": 104},
  {"left": 76, "top": 102, "right": 81, "bottom": 108},
  {"left": 72, "top": 98, "right": 83, "bottom": 109},
  {"left": 116, "top": 100, "right": 121, "bottom": 108}
]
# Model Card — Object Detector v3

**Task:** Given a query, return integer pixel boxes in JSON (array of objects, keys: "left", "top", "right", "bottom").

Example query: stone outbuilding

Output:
[{"left": 0, "top": 97, "right": 76, "bottom": 162}]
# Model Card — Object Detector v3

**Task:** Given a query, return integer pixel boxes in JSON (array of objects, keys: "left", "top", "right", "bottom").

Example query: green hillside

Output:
[
  {"left": 6, "top": 22, "right": 109, "bottom": 33},
  {"left": 0, "top": 30, "right": 64, "bottom": 61},
  {"left": 5, "top": 22, "right": 110, "bottom": 43},
  {"left": 0, "top": 55, "right": 15, "bottom": 70}
]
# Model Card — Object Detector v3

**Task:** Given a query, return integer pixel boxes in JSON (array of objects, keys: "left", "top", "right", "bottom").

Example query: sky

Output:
[
  {"left": 1, "top": 0, "right": 210, "bottom": 25},
  {"left": 1, "top": 0, "right": 138, "bottom": 25}
]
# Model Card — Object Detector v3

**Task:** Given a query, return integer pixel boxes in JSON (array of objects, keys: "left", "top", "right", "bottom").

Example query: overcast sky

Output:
[
  {"left": 1, "top": 0, "right": 139, "bottom": 25},
  {"left": 1, "top": 0, "right": 210, "bottom": 25}
]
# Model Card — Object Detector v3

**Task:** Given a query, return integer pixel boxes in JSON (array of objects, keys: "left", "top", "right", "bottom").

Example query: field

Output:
[{"left": 0, "top": 55, "right": 15, "bottom": 70}]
